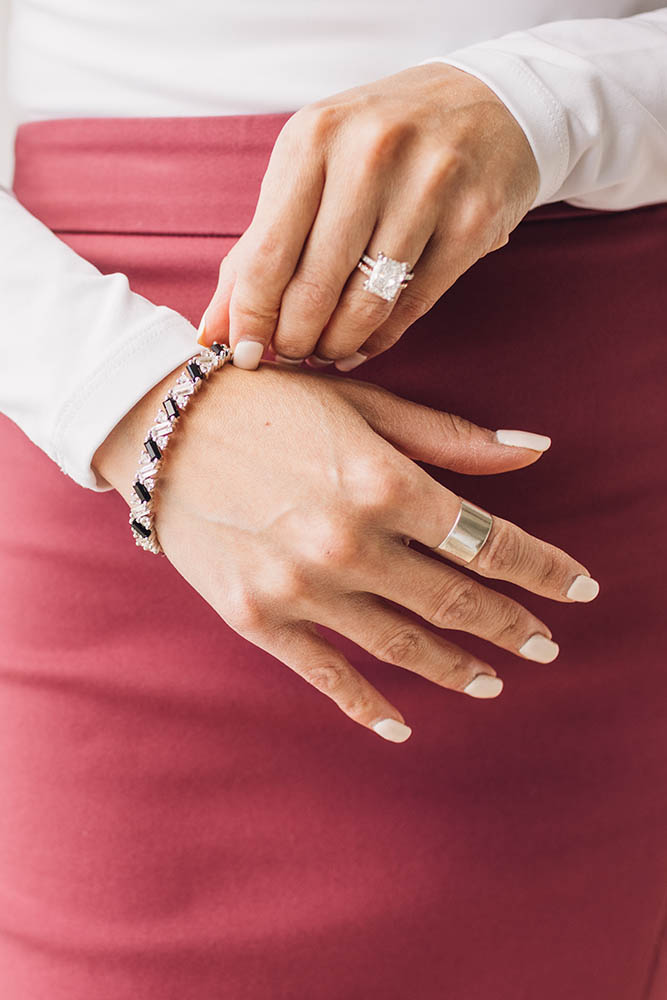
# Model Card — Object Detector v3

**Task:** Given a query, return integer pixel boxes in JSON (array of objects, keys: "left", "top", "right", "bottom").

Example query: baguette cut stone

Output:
[
  {"left": 186, "top": 361, "right": 203, "bottom": 381},
  {"left": 133, "top": 481, "right": 151, "bottom": 503},
  {"left": 163, "top": 397, "right": 180, "bottom": 419},
  {"left": 131, "top": 518, "right": 151, "bottom": 539},
  {"left": 364, "top": 252, "right": 409, "bottom": 301},
  {"left": 144, "top": 437, "right": 161, "bottom": 461}
]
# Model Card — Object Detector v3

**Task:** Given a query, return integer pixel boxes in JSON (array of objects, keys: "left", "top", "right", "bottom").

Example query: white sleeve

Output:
[
  {"left": 0, "top": 185, "right": 200, "bottom": 490},
  {"left": 420, "top": 9, "right": 667, "bottom": 211}
]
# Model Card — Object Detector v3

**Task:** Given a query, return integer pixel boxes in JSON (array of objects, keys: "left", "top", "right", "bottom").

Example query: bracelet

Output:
[{"left": 128, "top": 341, "right": 233, "bottom": 554}]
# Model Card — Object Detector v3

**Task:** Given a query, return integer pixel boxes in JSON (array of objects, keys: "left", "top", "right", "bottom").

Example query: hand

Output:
[
  {"left": 197, "top": 63, "right": 539, "bottom": 371},
  {"left": 94, "top": 365, "right": 597, "bottom": 743}
]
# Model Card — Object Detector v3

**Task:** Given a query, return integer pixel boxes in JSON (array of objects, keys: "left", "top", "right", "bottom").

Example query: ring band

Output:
[
  {"left": 357, "top": 251, "right": 415, "bottom": 302},
  {"left": 435, "top": 500, "right": 494, "bottom": 563}
]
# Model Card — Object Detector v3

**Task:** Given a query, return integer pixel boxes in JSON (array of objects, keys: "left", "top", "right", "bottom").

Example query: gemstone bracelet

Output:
[{"left": 128, "top": 342, "right": 233, "bottom": 554}]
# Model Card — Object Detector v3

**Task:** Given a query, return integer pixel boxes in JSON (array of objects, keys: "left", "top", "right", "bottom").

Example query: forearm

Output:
[{"left": 0, "top": 187, "right": 199, "bottom": 490}]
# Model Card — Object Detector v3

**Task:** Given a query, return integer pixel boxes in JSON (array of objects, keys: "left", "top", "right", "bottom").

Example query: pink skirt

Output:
[{"left": 2, "top": 113, "right": 666, "bottom": 999}]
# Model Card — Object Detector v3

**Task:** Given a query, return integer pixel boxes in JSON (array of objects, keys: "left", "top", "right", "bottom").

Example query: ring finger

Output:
[
  {"left": 319, "top": 592, "right": 504, "bottom": 699},
  {"left": 375, "top": 542, "right": 561, "bottom": 663},
  {"left": 310, "top": 210, "right": 435, "bottom": 365}
]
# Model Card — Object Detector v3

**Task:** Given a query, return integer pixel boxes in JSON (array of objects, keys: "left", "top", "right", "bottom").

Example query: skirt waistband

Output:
[{"left": 12, "top": 112, "right": 618, "bottom": 237}]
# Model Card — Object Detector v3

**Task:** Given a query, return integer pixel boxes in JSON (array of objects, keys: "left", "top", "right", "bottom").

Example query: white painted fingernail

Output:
[
  {"left": 274, "top": 353, "right": 305, "bottom": 366},
  {"left": 233, "top": 341, "right": 264, "bottom": 370},
  {"left": 463, "top": 674, "right": 504, "bottom": 699},
  {"left": 372, "top": 718, "right": 412, "bottom": 743},
  {"left": 305, "top": 355, "right": 334, "bottom": 368},
  {"left": 566, "top": 575, "right": 600, "bottom": 602},
  {"left": 519, "top": 633, "right": 560, "bottom": 663},
  {"left": 335, "top": 351, "right": 368, "bottom": 372},
  {"left": 495, "top": 429, "right": 551, "bottom": 452}
]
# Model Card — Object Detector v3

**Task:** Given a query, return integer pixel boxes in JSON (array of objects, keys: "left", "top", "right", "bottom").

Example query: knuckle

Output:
[
  {"left": 419, "top": 150, "right": 460, "bottom": 199},
  {"left": 290, "top": 271, "right": 339, "bottom": 315},
  {"left": 476, "top": 521, "right": 523, "bottom": 577},
  {"left": 536, "top": 546, "right": 561, "bottom": 589},
  {"left": 374, "top": 625, "right": 426, "bottom": 666},
  {"left": 348, "top": 285, "right": 393, "bottom": 326},
  {"left": 430, "top": 579, "right": 483, "bottom": 630},
  {"left": 343, "top": 454, "right": 406, "bottom": 514},
  {"left": 431, "top": 650, "right": 469, "bottom": 689},
  {"left": 269, "top": 562, "right": 311, "bottom": 606},
  {"left": 457, "top": 189, "right": 498, "bottom": 239},
  {"left": 294, "top": 103, "right": 341, "bottom": 146},
  {"left": 361, "top": 118, "right": 416, "bottom": 169},
  {"left": 491, "top": 602, "right": 525, "bottom": 644},
  {"left": 301, "top": 661, "right": 348, "bottom": 696},
  {"left": 302, "top": 518, "right": 359, "bottom": 571},
  {"left": 396, "top": 286, "right": 434, "bottom": 325},
  {"left": 244, "top": 230, "right": 293, "bottom": 283},
  {"left": 225, "top": 589, "right": 267, "bottom": 634}
]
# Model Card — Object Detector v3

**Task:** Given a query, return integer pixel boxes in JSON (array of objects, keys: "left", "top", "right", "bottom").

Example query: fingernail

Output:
[
  {"left": 463, "top": 674, "right": 504, "bottom": 699},
  {"left": 233, "top": 341, "right": 264, "bottom": 370},
  {"left": 494, "top": 429, "right": 551, "bottom": 452},
  {"left": 566, "top": 574, "right": 600, "bottom": 602},
  {"left": 305, "top": 355, "right": 334, "bottom": 368},
  {"left": 371, "top": 718, "right": 412, "bottom": 743},
  {"left": 196, "top": 310, "right": 208, "bottom": 346},
  {"left": 519, "top": 633, "right": 560, "bottom": 663},
  {"left": 335, "top": 351, "right": 368, "bottom": 372},
  {"left": 274, "top": 353, "right": 305, "bottom": 366}
]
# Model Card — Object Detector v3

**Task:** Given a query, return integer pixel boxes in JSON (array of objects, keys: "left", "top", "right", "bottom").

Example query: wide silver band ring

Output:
[
  {"left": 357, "top": 251, "right": 415, "bottom": 302},
  {"left": 435, "top": 500, "right": 494, "bottom": 564}
]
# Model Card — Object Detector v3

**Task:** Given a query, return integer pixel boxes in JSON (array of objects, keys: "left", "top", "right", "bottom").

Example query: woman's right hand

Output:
[{"left": 94, "top": 363, "right": 598, "bottom": 742}]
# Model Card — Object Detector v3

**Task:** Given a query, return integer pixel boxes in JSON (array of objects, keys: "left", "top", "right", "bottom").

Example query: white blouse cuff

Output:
[{"left": 55, "top": 311, "right": 199, "bottom": 492}]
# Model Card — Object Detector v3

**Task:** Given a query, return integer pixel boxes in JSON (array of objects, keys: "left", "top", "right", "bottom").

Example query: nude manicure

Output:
[
  {"left": 463, "top": 674, "right": 503, "bottom": 699},
  {"left": 372, "top": 718, "right": 413, "bottom": 742},
  {"left": 566, "top": 575, "right": 600, "bottom": 602},
  {"left": 233, "top": 341, "right": 264, "bottom": 370},
  {"left": 519, "top": 633, "right": 560, "bottom": 663},
  {"left": 335, "top": 351, "right": 368, "bottom": 372},
  {"left": 495, "top": 429, "right": 552, "bottom": 452}
]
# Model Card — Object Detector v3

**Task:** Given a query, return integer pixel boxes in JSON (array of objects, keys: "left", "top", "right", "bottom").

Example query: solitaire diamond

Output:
[{"left": 360, "top": 252, "right": 413, "bottom": 302}]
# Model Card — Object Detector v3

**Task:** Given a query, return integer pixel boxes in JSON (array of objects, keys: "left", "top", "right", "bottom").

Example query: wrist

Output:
[{"left": 92, "top": 361, "right": 185, "bottom": 504}]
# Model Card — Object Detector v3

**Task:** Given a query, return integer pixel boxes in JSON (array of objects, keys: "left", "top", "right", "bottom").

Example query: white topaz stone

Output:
[{"left": 364, "top": 253, "right": 408, "bottom": 301}]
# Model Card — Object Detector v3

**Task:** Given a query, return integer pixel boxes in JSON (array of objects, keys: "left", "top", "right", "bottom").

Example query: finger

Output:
[
  {"left": 257, "top": 620, "right": 413, "bottom": 743},
  {"left": 269, "top": 170, "right": 380, "bottom": 364},
  {"left": 354, "top": 207, "right": 504, "bottom": 362},
  {"left": 196, "top": 253, "right": 236, "bottom": 348},
  {"left": 200, "top": 119, "right": 327, "bottom": 365},
  {"left": 312, "top": 212, "right": 434, "bottom": 365},
  {"left": 336, "top": 379, "right": 551, "bottom": 474},
  {"left": 377, "top": 541, "right": 560, "bottom": 663},
  {"left": 403, "top": 477, "right": 599, "bottom": 604},
  {"left": 318, "top": 593, "right": 504, "bottom": 700}
]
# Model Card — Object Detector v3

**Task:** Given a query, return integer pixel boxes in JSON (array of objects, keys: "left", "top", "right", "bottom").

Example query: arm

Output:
[
  {"left": 421, "top": 9, "right": 667, "bottom": 210},
  {"left": 0, "top": 185, "right": 200, "bottom": 488}
]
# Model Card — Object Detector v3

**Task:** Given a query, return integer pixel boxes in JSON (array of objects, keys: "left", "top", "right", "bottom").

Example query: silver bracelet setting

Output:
[{"left": 129, "top": 341, "right": 233, "bottom": 555}]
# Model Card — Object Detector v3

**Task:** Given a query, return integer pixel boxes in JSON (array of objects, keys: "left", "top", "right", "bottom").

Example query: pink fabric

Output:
[{"left": 2, "top": 113, "right": 666, "bottom": 999}]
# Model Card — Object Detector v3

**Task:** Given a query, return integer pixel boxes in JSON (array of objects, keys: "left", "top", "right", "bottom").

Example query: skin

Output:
[
  {"left": 94, "top": 363, "right": 596, "bottom": 740},
  {"left": 197, "top": 62, "right": 540, "bottom": 368}
]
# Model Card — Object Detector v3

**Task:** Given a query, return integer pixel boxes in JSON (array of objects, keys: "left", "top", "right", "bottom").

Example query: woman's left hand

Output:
[{"left": 198, "top": 63, "right": 539, "bottom": 370}]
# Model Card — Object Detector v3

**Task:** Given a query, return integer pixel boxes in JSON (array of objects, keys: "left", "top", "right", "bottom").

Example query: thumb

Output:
[{"left": 338, "top": 381, "right": 551, "bottom": 475}]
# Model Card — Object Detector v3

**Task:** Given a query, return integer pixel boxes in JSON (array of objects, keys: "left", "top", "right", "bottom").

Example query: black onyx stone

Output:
[
  {"left": 163, "top": 396, "right": 180, "bottom": 420},
  {"left": 210, "top": 342, "right": 223, "bottom": 355},
  {"left": 133, "top": 480, "right": 151, "bottom": 503},
  {"left": 131, "top": 519, "right": 151, "bottom": 539},
  {"left": 186, "top": 361, "right": 203, "bottom": 381},
  {"left": 144, "top": 437, "right": 161, "bottom": 461}
]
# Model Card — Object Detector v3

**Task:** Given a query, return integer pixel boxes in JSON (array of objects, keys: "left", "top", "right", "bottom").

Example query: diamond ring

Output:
[{"left": 357, "top": 251, "right": 415, "bottom": 302}]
